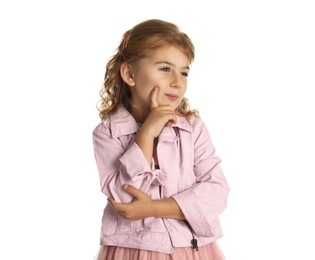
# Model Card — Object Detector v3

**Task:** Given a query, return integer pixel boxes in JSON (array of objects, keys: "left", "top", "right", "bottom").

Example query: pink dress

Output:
[{"left": 95, "top": 242, "right": 225, "bottom": 260}]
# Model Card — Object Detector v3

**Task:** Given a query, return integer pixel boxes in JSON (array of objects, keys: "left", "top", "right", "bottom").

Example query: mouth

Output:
[{"left": 165, "top": 94, "right": 179, "bottom": 101}]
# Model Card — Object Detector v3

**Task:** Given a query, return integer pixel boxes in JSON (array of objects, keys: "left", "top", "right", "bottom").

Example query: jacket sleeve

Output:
[
  {"left": 92, "top": 121, "right": 164, "bottom": 203},
  {"left": 172, "top": 118, "right": 230, "bottom": 237}
]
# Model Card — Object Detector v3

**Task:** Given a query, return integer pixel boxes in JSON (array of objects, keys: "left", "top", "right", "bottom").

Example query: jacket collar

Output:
[{"left": 108, "top": 106, "right": 192, "bottom": 138}]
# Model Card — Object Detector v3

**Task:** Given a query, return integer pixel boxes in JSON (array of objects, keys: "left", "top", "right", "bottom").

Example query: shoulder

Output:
[
  {"left": 93, "top": 113, "right": 112, "bottom": 132},
  {"left": 188, "top": 115, "right": 202, "bottom": 126},
  {"left": 93, "top": 107, "right": 138, "bottom": 138},
  {"left": 184, "top": 116, "right": 213, "bottom": 144},
  {"left": 180, "top": 115, "right": 207, "bottom": 130},
  {"left": 175, "top": 115, "right": 210, "bottom": 139},
  {"left": 92, "top": 119, "right": 111, "bottom": 142}
]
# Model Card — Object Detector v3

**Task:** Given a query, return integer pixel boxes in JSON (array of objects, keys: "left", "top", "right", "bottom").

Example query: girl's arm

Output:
[
  {"left": 107, "top": 184, "right": 185, "bottom": 220},
  {"left": 93, "top": 120, "right": 158, "bottom": 204},
  {"left": 171, "top": 118, "right": 230, "bottom": 237},
  {"left": 134, "top": 127, "right": 154, "bottom": 166},
  {"left": 94, "top": 123, "right": 185, "bottom": 219}
]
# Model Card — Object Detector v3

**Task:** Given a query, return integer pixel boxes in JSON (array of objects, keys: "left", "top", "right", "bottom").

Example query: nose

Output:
[{"left": 170, "top": 73, "right": 181, "bottom": 89}]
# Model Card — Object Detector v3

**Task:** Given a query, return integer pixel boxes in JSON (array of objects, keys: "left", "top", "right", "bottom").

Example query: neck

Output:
[{"left": 131, "top": 106, "right": 150, "bottom": 124}]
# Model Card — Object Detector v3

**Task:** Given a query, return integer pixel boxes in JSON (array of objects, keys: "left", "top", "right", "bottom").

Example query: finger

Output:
[
  {"left": 107, "top": 197, "right": 116, "bottom": 207},
  {"left": 123, "top": 184, "right": 142, "bottom": 199},
  {"left": 164, "top": 110, "right": 177, "bottom": 126},
  {"left": 165, "top": 117, "right": 177, "bottom": 126},
  {"left": 150, "top": 86, "right": 159, "bottom": 108},
  {"left": 107, "top": 197, "right": 125, "bottom": 214},
  {"left": 165, "top": 120, "right": 173, "bottom": 127}
]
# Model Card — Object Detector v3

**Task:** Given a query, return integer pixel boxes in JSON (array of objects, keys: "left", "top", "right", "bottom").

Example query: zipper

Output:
[{"left": 185, "top": 221, "right": 199, "bottom": 251}]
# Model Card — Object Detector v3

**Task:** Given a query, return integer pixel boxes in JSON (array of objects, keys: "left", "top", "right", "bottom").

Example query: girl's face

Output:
[{"left": 129, "top": 45, "right": 190, "bottom": 115}]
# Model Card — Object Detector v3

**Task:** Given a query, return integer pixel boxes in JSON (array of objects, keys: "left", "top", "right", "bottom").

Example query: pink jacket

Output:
[{"left": 92, "top": 107, "right": 229, "bottom": 254}]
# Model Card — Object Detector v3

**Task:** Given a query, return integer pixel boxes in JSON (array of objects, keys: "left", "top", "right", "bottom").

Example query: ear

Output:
[{"left": 120, "top": 62, "right": 135, "bottom": 86}]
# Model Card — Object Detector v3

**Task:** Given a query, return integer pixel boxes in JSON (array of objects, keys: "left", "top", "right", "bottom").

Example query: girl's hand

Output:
[
  {"left": 135, "top": 86, "right": 177, "bottom": 165},
  {"left": 107, "top": 184, "right": 155, "bottom": 220},
  {"left": 141, "top": 86, "right": 177, "bottom": 139}
]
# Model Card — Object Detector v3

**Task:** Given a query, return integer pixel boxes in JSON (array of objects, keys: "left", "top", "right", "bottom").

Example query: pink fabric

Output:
[
  {"left": 96, "top": 242, "right": 225, "bottom": 260},
  {"left": 93, "top": 107, "right": 229, "bottom": 253}
]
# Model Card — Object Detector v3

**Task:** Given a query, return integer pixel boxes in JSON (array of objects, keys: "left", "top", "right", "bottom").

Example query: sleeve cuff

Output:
[
  {"left": 172, "top": 189, "right": 215, "bottom": 237},
  {"left": 119, "top": 142, "right": 152, "bottom": 180}
]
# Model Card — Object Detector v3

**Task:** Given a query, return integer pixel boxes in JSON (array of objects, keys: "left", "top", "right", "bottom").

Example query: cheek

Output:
[
  {"left": 181, "top": 85, "right": 187, "bottom": 96},
  {"left": 140, "top": 90, "right": 153, "bottom": 103},
  {"left": 134, "top": 77, "right": 154, "bottom": 93}
]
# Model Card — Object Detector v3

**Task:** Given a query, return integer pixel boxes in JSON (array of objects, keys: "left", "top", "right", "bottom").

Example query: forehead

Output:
[{"left": 143, "top": 45, "right": 190, "bottom": 65}]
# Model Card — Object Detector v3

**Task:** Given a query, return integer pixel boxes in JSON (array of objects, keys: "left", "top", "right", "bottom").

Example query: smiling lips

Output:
[{"left": 165, "top": 94, "right": 179, "bottom": 101}]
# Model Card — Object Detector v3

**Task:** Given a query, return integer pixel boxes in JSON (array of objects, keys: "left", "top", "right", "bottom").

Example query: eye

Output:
[
  {"left": 181, "top": 71, "right": 189, "bottom": 77},
  {"left": 160, "top": 67, "right": 170, "bottom": 72}
]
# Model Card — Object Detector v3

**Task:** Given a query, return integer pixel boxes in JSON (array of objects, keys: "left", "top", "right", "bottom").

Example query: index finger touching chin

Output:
[{"left": 150, "top": 86, "right": 159, "bottom": 108}]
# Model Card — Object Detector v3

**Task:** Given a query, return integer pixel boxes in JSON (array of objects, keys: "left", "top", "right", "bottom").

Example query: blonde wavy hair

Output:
[{"left": 97, "top": 19, "right": 199, "bottom": 120}]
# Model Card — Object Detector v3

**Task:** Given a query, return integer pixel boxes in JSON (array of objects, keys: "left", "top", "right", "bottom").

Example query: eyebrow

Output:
[{"left": 155, "top": 61, "right": 190, "bottom": 70}]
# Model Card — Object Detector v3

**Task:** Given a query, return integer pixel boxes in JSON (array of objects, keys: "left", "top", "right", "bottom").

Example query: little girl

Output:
[{"left": 93, "top": 19, "right": 229, "bottom": 260}]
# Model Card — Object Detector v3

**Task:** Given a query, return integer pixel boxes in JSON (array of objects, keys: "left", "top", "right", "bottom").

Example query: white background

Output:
[{"left": 0, "top": 0, "right": 314, "bottom": 259}]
